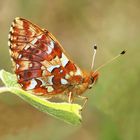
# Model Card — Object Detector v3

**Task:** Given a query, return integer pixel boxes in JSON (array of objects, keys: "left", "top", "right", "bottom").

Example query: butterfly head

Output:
[{"left": 88, "top": 71, "right": 99, "bottom": 89}]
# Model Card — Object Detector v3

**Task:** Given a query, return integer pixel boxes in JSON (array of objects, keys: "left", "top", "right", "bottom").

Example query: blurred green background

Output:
[{"left": 0, "top": 0, "right": 140, "bottom": 140}]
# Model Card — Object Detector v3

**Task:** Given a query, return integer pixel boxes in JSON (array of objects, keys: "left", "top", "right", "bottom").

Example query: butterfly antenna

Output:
[
  {"left": 91, "top": 44, "right": 97, "bottom": 70},
  {"left": 94, "top": 50, "right": 126, "bottom": 72}
]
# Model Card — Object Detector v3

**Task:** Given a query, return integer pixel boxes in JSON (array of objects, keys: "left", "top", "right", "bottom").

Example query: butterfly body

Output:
[{"left": 8, "top": 17, "right": 99, "bottom": 102}]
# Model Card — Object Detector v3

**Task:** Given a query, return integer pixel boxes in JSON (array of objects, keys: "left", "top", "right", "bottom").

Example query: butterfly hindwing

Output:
[{"left": 8, "top": 17, "right": 83, "bottom": 96}]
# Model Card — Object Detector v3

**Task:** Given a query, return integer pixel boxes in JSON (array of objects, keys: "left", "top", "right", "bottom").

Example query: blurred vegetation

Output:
[{"left": 0, "top": 0, "right": 140, "bottom": 140}]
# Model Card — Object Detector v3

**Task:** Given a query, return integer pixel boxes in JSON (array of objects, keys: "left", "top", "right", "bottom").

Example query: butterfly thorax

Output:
[{"left": 68, "top": 71, "right": 99, "bottom": 95}]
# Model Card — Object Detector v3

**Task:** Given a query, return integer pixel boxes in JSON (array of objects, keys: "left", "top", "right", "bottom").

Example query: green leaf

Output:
[{"left": 0, "top": 69, "right": 82, "bottom": 125}]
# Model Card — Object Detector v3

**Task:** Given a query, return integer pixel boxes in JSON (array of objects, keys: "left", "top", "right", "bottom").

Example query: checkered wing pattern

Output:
[{"left": 8, "top": 17, "right": 83, "bottom": 96}]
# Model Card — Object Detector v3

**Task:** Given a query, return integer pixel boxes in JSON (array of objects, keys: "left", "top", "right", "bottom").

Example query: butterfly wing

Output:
[{"left": 8, "top": 17, "right": 83, "bottom": 96}]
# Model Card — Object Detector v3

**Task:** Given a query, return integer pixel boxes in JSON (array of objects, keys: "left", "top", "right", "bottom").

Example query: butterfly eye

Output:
[
  {"left": 91, "top": 77, "right": 94, "bottom": 84},
  {"left": 88, "top": 77, "right": 95, "bottom": 89}
]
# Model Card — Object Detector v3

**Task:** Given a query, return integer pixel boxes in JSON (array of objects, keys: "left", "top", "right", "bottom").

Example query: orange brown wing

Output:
[{"left": 8, "top": 17, "right": 83, "bottom": 96}]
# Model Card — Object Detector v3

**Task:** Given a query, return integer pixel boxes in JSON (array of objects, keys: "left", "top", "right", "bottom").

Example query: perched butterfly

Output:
[{"left": 8, "top": 17, "right": 125, "bottom": 106}]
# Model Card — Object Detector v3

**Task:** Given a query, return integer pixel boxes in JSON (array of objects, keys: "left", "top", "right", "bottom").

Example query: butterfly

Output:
[{"left": 8, "top": 17, "right": 99, "bottom": 105}]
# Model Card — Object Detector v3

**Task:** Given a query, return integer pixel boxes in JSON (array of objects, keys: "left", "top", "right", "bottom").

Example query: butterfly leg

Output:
[
  {"left": 78, "top": 95, "right": 88, "bottom": 110},
  {"left": 68, "top": 92, "right": 74, "bottom": 103}
]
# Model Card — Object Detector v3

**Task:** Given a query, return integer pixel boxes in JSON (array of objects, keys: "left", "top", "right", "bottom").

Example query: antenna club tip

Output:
[
  {"left": 120, "top": 50, "right": 126, "bottom": 55},
  {"left": 94, "top": 44, "right": 97, "bottom": 50}
]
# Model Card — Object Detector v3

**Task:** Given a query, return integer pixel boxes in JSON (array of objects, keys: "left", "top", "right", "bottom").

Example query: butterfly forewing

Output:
[{"left": 8, "top": 17, "right": 83, "bottom": 96}]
